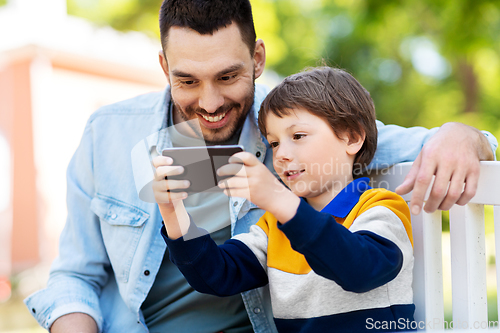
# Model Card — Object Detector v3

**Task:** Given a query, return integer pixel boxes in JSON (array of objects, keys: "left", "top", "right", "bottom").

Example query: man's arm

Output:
[
  {"left": 50, "top": 313, "right": 98, "bottom": 333},
  {"left": 395, "top": 122, "right": 495, "bottom": 214},
  {"left": 24, "top": 121, "right": 108, "bottom": 331}
]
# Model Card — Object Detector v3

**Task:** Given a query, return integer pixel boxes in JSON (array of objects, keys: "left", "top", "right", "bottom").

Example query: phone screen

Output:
[{"left": 161, "top": 145, "right": 244, "bottom": 193}]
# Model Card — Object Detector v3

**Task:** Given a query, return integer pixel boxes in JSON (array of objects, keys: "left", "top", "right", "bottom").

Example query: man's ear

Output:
[
  {"left": 253, "top": 39, "right": 266, "bottom": 80},
  {"left": 159, "top": 51, "right": 169, "bottom": 81},
  {"left": 345, "top": 131, "right": 365, "bottom": 156}
]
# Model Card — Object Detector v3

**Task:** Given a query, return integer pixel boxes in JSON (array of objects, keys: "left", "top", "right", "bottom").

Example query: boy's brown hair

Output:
[{"left": 258, "top": 66, "right": 377, "bottom": 175}]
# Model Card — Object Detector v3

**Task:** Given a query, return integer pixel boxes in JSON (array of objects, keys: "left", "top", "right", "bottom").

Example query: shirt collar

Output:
[{"left": 320, "top": 177, "right": 372, "bottom": 218}]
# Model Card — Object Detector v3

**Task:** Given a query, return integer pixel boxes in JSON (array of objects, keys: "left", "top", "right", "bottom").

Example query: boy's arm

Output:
[
  {"left": 279, "top": 197, "right": 410, "bottom": 293},
  {"left": 162, "top": 225, "right": 269, "bottom": 296},
  {"left": 152, "top": 155, "right": 192, "bottom": 239},
  {"left": 154, "top": 154, "right": 268, "bottom": 295}
]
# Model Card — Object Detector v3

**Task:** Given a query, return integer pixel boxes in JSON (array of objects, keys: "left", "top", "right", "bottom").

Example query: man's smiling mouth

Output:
[{"left": 200, "top": 112, "right": 227, "bottom": 123}]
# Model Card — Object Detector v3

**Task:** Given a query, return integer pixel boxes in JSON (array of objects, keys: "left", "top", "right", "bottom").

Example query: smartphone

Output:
[{"left": 161, "top": 145, "right": 244, "bottom": 193}]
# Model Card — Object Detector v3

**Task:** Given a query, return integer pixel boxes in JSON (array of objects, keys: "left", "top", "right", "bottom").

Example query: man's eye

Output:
[
  {"left": 183, "top": 80, "right": 195, "bottom": 85},
  {"left": 220, "top": 75, "right": 236, "bottom": 81}
]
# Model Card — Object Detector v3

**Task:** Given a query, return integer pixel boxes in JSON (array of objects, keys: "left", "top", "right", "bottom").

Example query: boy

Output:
[{"left": 153, "top": 66, "right": 415, "bottom": 332}]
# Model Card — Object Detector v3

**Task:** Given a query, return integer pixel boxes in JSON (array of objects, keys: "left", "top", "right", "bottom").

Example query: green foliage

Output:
[
  {"left": 66, "top": 0, "right": 500, "bottom": 139},
  {"left": 67, "top": 0, "right": 161, "bottom": 39}
]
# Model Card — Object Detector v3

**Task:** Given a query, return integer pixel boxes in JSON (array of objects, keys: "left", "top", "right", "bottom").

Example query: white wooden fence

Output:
[{"left": 371, "top": 161, "right": 500, "bottom": 331}]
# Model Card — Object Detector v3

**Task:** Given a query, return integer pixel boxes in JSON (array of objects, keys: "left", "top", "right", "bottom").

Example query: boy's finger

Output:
[
  {"left": 165, "top": 179, "right": 191, "bottom": 190},
  {"left": 155, "top": 191, "right": 188, "bottom": 203},
  {"left": 154, "top": 179, "right": 190, "bottom": 192},
  {"left": 218, "top": 177, "right": 249, "bottom": 190},
  {"left": 217, "top": 163, "right": 246, "bottom": 177},
  {"left": 222, "top": 187, "right": 251, "bottom": 200},
  {"left": 152, "top": 155, "right": 173, "bottom": 168},
  {"left": 229, "top": 152, "right": 257, "bottom": 166},
  {"left": 155, "top": 165, "right": 185, "bottom": 180}
]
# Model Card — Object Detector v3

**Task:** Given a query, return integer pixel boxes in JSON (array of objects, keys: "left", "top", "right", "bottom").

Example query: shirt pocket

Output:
[{"left": 90, "top": 194, "right": 149, "bottom": 283}]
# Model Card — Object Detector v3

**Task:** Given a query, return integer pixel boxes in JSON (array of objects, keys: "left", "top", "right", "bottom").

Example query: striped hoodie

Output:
[{"left": 163, "top": 177, "right": 415, "bottom": 332}]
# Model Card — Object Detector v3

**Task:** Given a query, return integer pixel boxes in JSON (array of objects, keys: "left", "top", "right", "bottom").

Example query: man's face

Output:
[{"left": 160, "top": 23, "right": 266, "bottom": 144}]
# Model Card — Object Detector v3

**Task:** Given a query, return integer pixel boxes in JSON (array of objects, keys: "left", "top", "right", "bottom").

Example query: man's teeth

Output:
[
  {"left": 288, "top": 171, "right": 299, "bottom": 176},
  {"left": 202, "top": 113, "right": 226, "bottom": 123}
]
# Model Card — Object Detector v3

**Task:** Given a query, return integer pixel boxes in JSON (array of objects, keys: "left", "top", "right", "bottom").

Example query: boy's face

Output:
[{"left": 265, "top": 107, "right": 360, "bottom": 208}]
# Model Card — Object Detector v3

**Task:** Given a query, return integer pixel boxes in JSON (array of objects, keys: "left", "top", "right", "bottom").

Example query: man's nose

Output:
[{"left": 199, "top": 83, "right": 224, "bottom": 113}]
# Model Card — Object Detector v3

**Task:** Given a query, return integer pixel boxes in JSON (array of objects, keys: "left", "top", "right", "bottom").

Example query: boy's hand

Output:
[
  {"left": 152, "top": 155, "right": 190, "bottom": 206},
  {"left": 152, "top": 155, "right": 191, "bottom": 239},
  {"left": 217, "top": 152, "right": 300, "bottom": 223}
]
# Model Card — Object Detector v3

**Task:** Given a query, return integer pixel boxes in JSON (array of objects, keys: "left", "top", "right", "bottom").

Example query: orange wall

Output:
[
  {"left": 0, "top": 45, "right": 166, "bottom": 274},
  {"left": 0, "top": 58, "right": 40, "bottom": 272}
]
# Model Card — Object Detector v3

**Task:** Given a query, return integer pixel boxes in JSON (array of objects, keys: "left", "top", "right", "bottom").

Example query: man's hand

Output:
[
  {"left": 217, "top": 152, "right": 300, "bottom": 223},
  {"left": 395, "top": 122, "right": 494, "bottom": 215},
  {"left": 50, "top": 313, "right": 98, "bottom": 333},
  {"left": 152, "top": 155, "right": 190, "bottom": 239}
]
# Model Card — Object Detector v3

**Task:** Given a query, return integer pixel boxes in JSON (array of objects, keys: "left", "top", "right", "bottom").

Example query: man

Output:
[{"left": 25, "top": 0, "right": 497, "bottom": 332}]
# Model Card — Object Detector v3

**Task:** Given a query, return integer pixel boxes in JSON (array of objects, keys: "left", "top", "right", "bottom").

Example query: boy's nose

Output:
[
  {"left": 199, "top": 84, "right": 224, "bottom": 113},
  {"left": 275, "top": 145, "right": 292, "bottom": 162}
]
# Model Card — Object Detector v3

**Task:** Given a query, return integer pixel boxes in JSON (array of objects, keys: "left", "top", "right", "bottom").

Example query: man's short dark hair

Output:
[
  {"left": 159, "top": 0, "right": 256, "bottom": 56},
  {"left": 258, "top": 66, "right": 378, "bottom": 175}
]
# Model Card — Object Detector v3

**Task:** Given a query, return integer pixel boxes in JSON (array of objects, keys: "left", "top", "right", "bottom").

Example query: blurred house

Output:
[{"left": 0, "top": 0, "right": 166, "bottom": 285}]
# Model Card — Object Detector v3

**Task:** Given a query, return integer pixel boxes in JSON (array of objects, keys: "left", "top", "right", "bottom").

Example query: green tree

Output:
[{"left": 65, "top": 0, "right": 500, "bottom": 157}]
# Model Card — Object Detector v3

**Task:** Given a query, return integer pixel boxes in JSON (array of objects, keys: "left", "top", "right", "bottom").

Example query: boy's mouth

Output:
[{"left": 284, "top": 169, "right": 305, "bottom": 180}]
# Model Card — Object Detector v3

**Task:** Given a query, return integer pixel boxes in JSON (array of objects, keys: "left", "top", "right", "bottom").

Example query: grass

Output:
[{"left": 0, "top": 293, "right": 44, "bottom": 333}]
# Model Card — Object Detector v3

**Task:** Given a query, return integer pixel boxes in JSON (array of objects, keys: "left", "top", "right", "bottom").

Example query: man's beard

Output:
[{"left": 172, "top": 84, "right": 255, "bottom": 145}]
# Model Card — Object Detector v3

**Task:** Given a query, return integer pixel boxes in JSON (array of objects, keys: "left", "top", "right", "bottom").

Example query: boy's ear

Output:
[{"left": 344, "top": 131, "right": 365, "bottom": 156}]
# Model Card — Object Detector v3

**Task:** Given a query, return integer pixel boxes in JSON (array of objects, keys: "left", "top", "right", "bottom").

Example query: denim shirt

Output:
[{"left": 24, "top": 84, "right": 498, "bottom": 333}]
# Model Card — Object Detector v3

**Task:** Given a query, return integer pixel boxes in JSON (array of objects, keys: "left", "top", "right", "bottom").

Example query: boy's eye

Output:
[
  {"left": 293, "top": 133, "right": 306, "bottom": 140},
  {"left": 270, "top": 141, "right": 279, "bottom": 148}
]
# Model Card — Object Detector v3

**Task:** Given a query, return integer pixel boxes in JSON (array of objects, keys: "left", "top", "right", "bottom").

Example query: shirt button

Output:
[
  {"left": 144, "top": 270, "right": 150, "bottom": 276},
  {"left": 256, "top": 151, "right": 261, "bottom": 158},
  {"left": 233, "top": 201, "right": 238, "bottom": 207},
  {"left": 110, "top": 213, "right": 117, "bottom": 219},
  {"left": 253, "top": 307, "right": 261, "bottom": 314}
]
